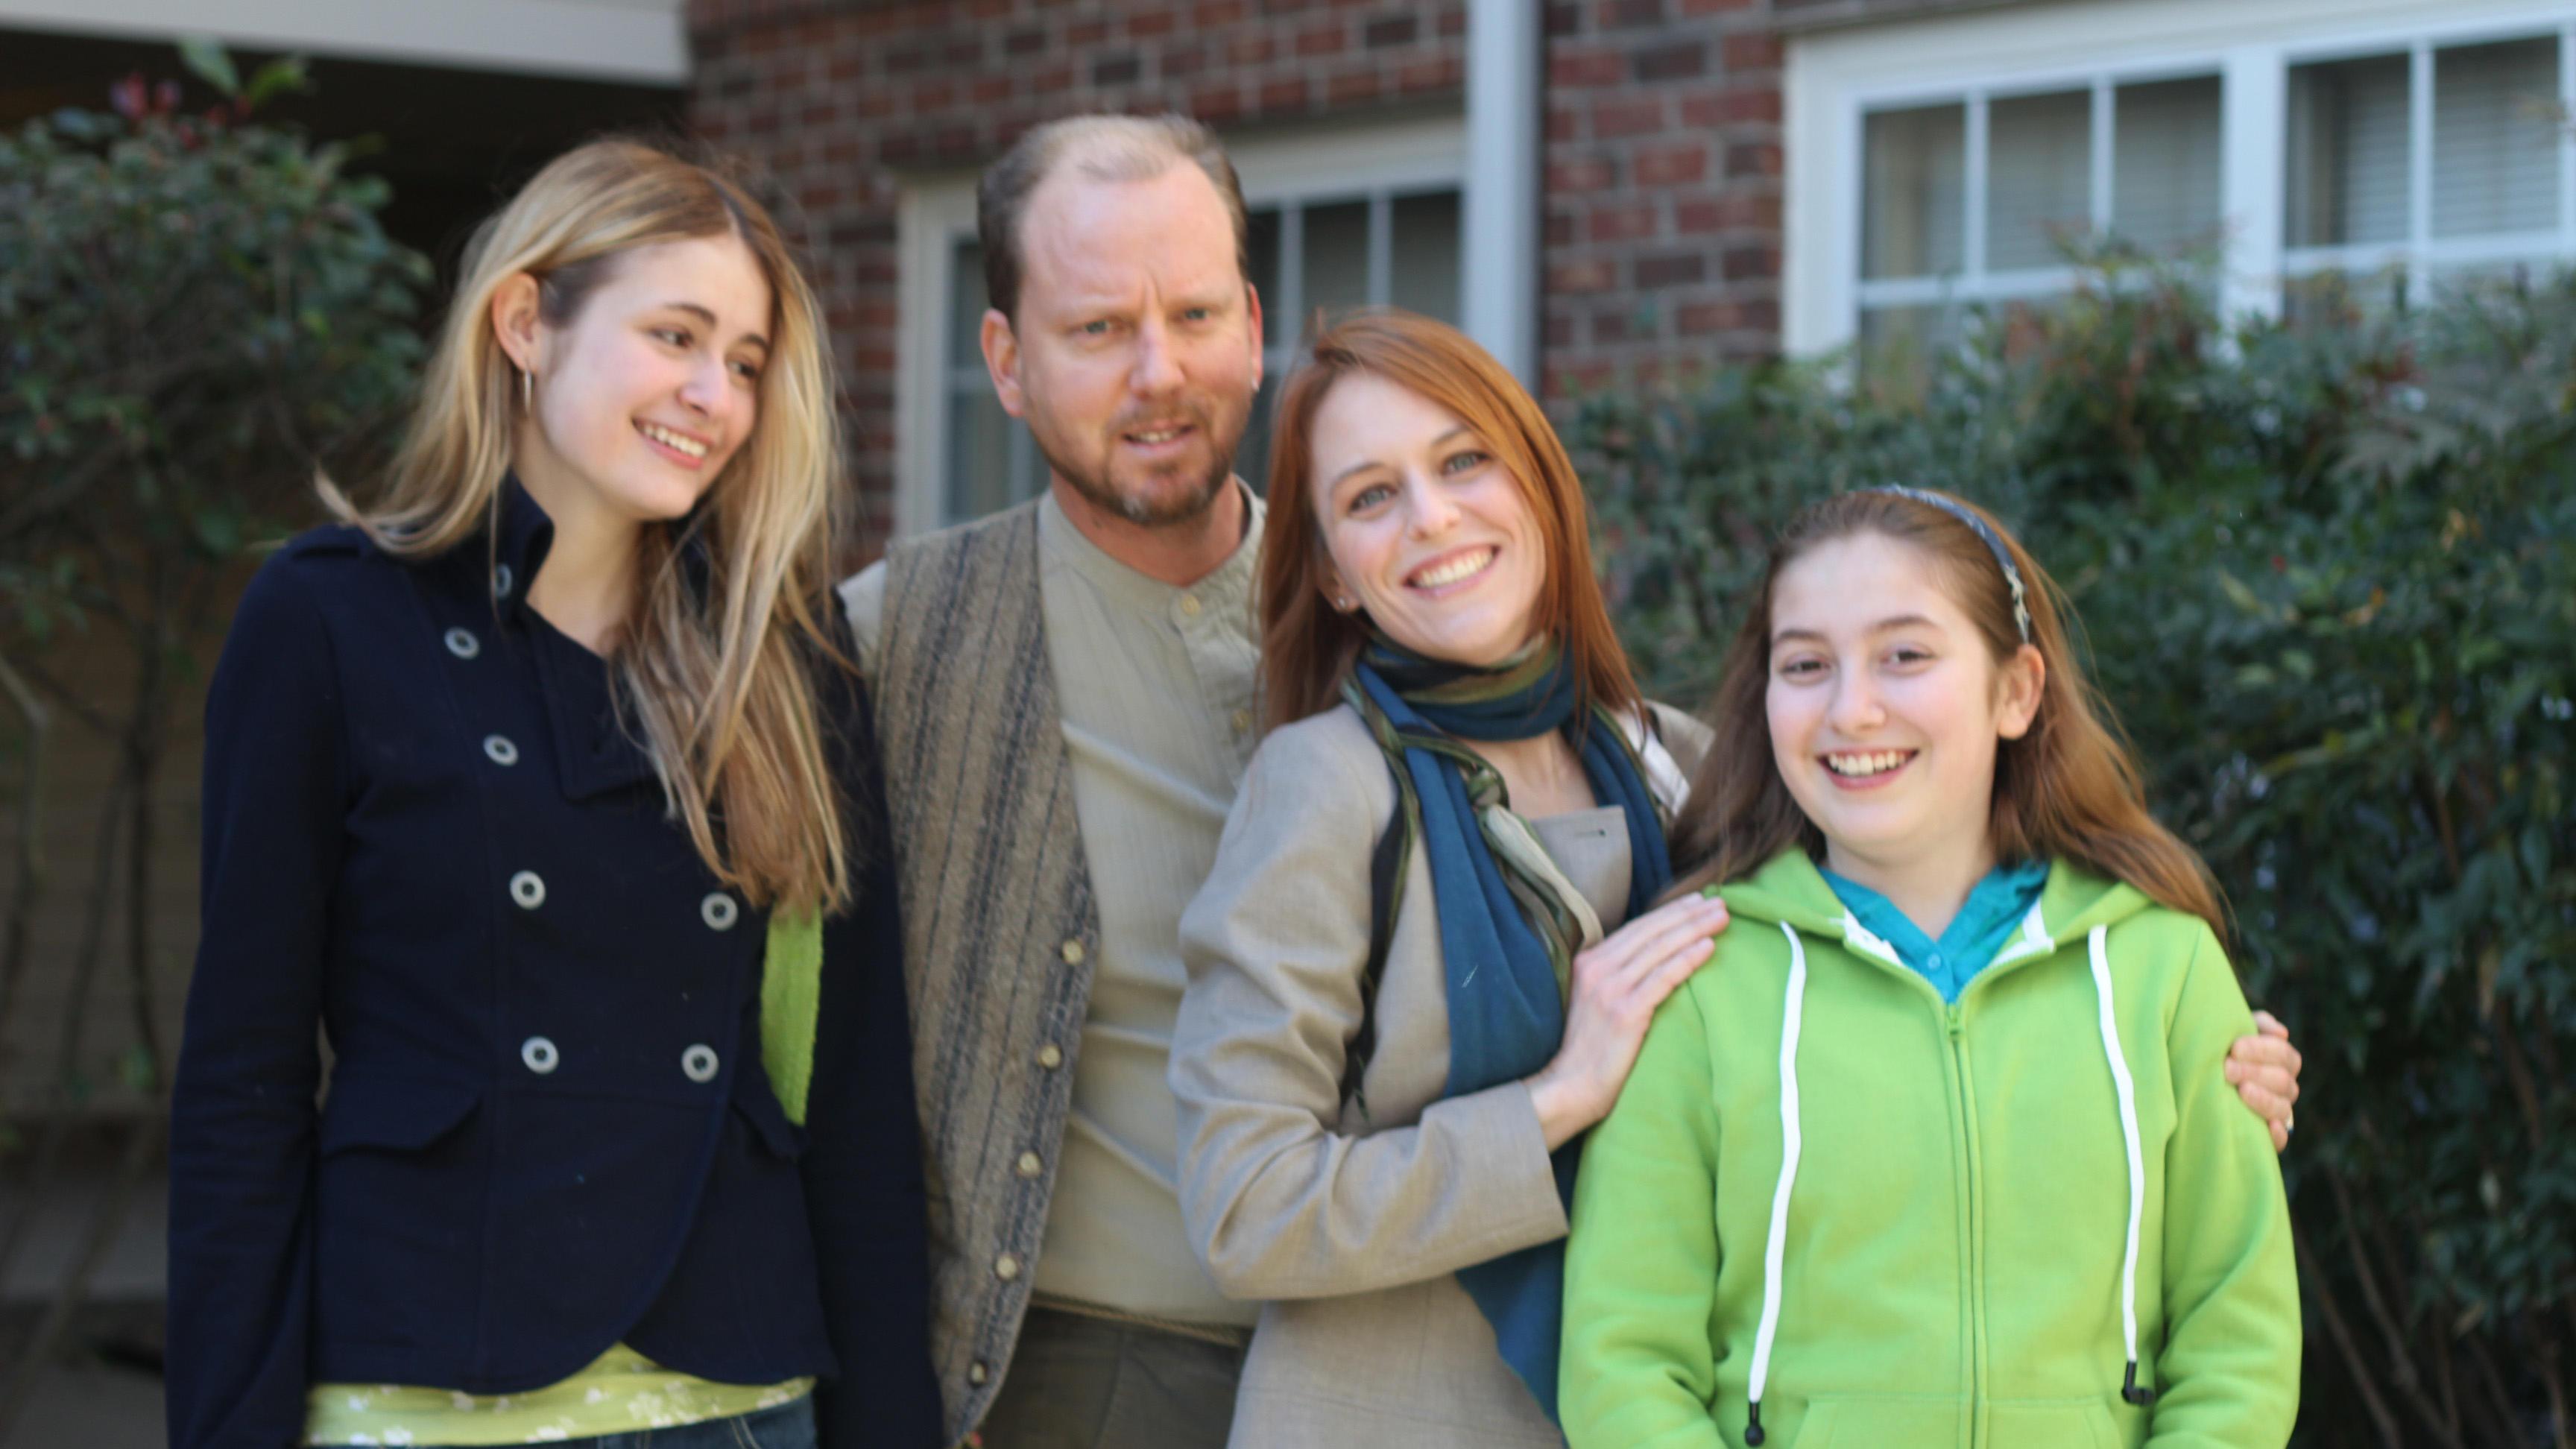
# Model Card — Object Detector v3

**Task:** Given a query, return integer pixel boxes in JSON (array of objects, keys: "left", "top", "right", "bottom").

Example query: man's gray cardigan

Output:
[{"left": 862, "top": 503, "right": 1099, "bottom": 1445}]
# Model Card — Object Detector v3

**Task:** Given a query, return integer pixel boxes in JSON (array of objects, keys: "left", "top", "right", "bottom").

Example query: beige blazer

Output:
[{"left": 1172, "top": 701, "right": 1708, "bottom": 1448}]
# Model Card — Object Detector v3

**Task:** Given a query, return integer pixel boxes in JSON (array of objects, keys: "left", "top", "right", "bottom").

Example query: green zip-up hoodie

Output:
[{"left": 1562, "top": 849, "right": 2299, "bottom": 1449}]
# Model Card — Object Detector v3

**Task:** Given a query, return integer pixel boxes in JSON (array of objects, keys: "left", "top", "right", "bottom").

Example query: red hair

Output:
[
  {"left": 1667, "top": 488, "right": 2229, "bottom": 937},
  {"left": 1256, "top": 309, "right": 1640, "bottom": 731}
]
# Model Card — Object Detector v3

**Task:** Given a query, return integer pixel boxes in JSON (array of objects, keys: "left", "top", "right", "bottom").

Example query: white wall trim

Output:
[
  {"left": 1785, "top": 0, "right": 2576, "bottom": 353},
  {"left": 0, "top": 0, "right": 689, "bottom": 83},
  {"left": 891, "top": 116, "right": 1470, "bottom": 539},
  {"left": 1463, "top": 0, "right": 1542, "bottom": 385}
]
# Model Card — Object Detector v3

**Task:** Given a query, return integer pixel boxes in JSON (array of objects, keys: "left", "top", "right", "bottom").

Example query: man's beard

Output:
[{"left": 1032, "top": 404, "right": 1245, "bottom": 528}]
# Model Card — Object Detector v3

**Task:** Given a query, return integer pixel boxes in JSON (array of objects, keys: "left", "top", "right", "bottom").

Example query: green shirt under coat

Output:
[{"left": 1561, "top": 849, "right": 2300, "bottom": 1449}]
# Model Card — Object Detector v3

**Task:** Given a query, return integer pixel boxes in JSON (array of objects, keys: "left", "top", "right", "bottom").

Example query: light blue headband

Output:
[{"left": 1871, "top": 486, "right": 2032, "bottom": 644}]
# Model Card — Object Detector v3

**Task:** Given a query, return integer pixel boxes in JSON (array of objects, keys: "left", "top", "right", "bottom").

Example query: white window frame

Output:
[
  {"left": 1785, "top": 0, "right": 2576, "bottom": 354},
  {"left": 892, "top": 116, "right": 1468, "bottom": 538}
]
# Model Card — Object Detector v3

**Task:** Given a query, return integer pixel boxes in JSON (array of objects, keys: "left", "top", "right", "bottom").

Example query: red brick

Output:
[
  {"left": 1592, "top": 305, "right": 1635, "bottom": 344},
  {"left": 1067, "top": 19, "right": 1110, "bottom": 45},
  {"left": 1297, "top": 22, "right": 1349, "bottom": 57},
  {"left": 1550, "top": 258, "right": 1617, "bottom": 293},
  {"left": 1226, "top": 32, "right": 1277, "bottom": 64},
  {"left": 1327, "top": 69, "right": 1384, "bottom": 105},
  {"left": 1548, "top": 107, "right": 1583, "bottom": 143},
  {"left": 1723, "top": 244, "right": 1779, "bottom": 280},
  {"left": 1635, "top": 40, "right": 1707, "bottom": 82},
  {"left": 1436, "top": 4, "right": 1468, "bottom": 36},
  {"left": 1365, "top": 14, "right": 1418, "bottom": 47},
  {"left": 1128, "top": 10, "right": 1180, "bottom": 39},
  {"left": 1680, "top": 0, "right": 1758, "bottom": 12},
  {"left": 1260, "top": 75, "right": 1312, "bottom": 110},
  {"left": 1725, "top": 141, "right": 1783, "bottom": 177},
  {"left": 1674, "top": 191, "right": 1781, "bottom": 234},
  {"left": 1196, "top": 0, "right": 1251, "bottom": 23},
  {"left": 1634, "top": 250, "right": 1706, "bottom": 286},
  {"left": 1164, "top": 43, "right": 1210, "bottom": 79},
  {"left": 1722, "top": 31, "right": 1783, "bottom": 71},
  {"left": 1396, "top": 55, "right": 1462, "bottom": 94},
  {"left": 1633, "top": 139, "right": 1710, "bottom": 187},
  {"left": 1681, "top": 84, "right": 1782, "bottom": 127},
  {"left": 1595, "top": 0, "right": 1664, "bottom": 28},
  {"left": 1192, "top": 81, "right": 1248, "bottom": 122},
  {"left": 1548, "top": 156, "right": 1617, "bottom": 193},
  {"left": 1677, "top": 300, "right": 1744, "bottom": 335},
  {"left": 1592, "top": 95, "right": 1666, "bottom": 139},
  {"left": 1588, "top": 201, "right": 1658, "bottom": 243},
  {"left": 1549, "top": 45, "right": 1627, "bottom": 87}
]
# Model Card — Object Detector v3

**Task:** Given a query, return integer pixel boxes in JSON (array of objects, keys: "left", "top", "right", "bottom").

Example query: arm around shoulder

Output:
[
  {"left": 1170, "top": 711, "right": 1567, "bottom": 1302},
  {"left": 2145, "top": 921, "right": 2302, "bottom": 1449}
]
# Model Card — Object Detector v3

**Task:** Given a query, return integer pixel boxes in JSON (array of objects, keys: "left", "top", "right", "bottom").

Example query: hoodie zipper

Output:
[{"left": 1946, "top": 998, "right": 1989, "bottom": 1449}]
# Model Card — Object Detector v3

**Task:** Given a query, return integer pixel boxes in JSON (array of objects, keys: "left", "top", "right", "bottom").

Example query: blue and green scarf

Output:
[{"left": 1344, "top": 634, "right": 1673, "bottom": 1422}]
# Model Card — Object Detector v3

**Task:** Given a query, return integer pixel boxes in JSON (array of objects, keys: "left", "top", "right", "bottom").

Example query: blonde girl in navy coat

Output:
[{"left": 166, "top": 140, "right": 937, "bottom": 1448}]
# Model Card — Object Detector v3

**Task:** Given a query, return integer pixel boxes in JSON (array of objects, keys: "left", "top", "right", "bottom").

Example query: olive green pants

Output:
[{"left": 973, "top": 1307, "right": 1246, "bottom": 1449}]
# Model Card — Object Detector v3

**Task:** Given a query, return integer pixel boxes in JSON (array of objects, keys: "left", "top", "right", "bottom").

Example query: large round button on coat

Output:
[
  {"left": 521, "top": 1036, "right": 560, "bottom": 1074},
  {"left": 509, "top": 871, "right": 546, "bottom": 909},
  {"left": 700, "top": 893, "right": 739, "bottom": 932},
  {"left": 681, "top": 1044, "right": 719, "bottom": 1083},
  {"left": 967, "top": 1361, "right": 990, "bottom": 1386},
  {"left": 994, "top": 1252, "right": 1020, "bottom": 1281},
  {"left": 443, "top": 627, "right": 481, "bottom": 660},
  {"left": 1035, "top": 1044, "right": 1064, "bottom": 1070},
  {"left": 1015, "top": 1151, "right": 1043, "bottom": 1179},
  {"left": 483, "top": 735, "right": 519, "bottom": 766}
]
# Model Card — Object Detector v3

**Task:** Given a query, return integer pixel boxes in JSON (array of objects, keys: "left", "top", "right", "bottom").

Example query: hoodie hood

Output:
[{"left": 1720, "top": 848, "right": 2158, "bottom": 977}]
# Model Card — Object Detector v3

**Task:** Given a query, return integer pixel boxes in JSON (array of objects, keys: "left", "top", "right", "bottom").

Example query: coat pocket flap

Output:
[
  {"left": 731, "top": 1085, "right": 806, "bottom": 1159},
  {"left": 318, "top": 1076, "right": 484, "bottom": 1155}
]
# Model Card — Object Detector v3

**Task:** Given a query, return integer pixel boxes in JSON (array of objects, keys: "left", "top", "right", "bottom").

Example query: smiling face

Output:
[
  {"left": 1766, "top": 531, "right": 2045, "bottom": 886},
  {"left": 986, "top": 162, "right": 1263, "bottom": 527},
  {"left": 1307, "top": 372, "right": 1549, "bottom": 667},
  {"left": 511, "top": 233, "right": 773, "bottom": 524}
]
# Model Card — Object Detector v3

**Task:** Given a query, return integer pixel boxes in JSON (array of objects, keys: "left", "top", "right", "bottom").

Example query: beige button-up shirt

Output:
[{"left": 845, "top": 485, "right": 1266, "bottom": 1327}]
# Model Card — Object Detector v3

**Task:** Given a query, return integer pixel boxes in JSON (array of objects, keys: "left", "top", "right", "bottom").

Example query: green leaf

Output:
[
  {"left": 177, "top": 36, "right": 242, "bottom": 98},
  {"left": 242, "top": 56, "right": 311, "bottom": 112}
]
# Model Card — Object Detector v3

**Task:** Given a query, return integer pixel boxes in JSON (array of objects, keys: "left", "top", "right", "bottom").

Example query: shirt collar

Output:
[
  {"left": 488, "top": 473, "right": 554, "bottom": 619},
  {"left": 1037, "top": 478, "right": 1266, "bottom": 625}
]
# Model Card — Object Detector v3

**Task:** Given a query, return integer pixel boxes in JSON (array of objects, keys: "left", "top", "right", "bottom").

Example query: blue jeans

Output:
[{"left": 321, "top": 1397, "right": 815, "bottom": 1449}]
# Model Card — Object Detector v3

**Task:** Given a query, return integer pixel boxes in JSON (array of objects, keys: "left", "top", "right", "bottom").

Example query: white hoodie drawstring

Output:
[
  {"left": 1744, "top": 921, "right": 1808, "bottom": 1446},
  {"left": 2088, "top": 924, "right": 2156, "bottom": 1407}
]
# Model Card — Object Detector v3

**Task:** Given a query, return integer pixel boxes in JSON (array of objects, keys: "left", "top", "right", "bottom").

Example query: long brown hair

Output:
[
  {"left": 1667, "top": 488, "right": 2227, "bottom": 935},
  {"left": 321, "top": 139, "right": 856, "bottom": 915},
  {"left": 1257, "top": 309, "right": 1640, "bottom": 730}
]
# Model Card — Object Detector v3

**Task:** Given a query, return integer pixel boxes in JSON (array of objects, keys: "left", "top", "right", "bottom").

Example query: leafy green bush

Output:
[
  {"left": 0, "top": 48, "right": 426, "bottom": 1107},
  {"left": 1577, "top": 271, "right": 2576, "bottom": 1448}
]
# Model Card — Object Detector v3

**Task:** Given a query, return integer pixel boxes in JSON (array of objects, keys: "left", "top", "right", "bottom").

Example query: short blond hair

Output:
[{"left": 976, "top": 113, "right": 1250, "bottom": 321}]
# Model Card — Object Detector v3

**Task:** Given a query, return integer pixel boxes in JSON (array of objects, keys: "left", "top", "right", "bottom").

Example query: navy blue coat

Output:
[{"left": 165, "top": 483, "right": 940, "bottom": 1449}]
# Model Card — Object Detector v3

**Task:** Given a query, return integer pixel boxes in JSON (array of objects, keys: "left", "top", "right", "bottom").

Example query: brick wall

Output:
[
  {"left": 1540, "top": 0, "right": 1786, "bottom": 397},
  {"left": 686, "top": 0, "right": 1471, "bottom": 558}
]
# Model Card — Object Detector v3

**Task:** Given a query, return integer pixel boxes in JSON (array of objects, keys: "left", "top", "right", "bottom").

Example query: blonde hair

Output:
[
  {"left": 322, "top": 138, "right": 855, "bottom": 915},
  {"left": 977, "top": 113, "right": 1248, "bottom": 322}
]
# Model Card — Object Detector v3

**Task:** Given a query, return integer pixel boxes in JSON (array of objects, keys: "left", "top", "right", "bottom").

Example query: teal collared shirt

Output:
[{"left": 1820, "top": 859, "right": 2053, "bottom": 1003}]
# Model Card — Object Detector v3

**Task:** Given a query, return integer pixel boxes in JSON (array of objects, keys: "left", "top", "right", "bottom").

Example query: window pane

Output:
[
  {"left": 1390, "top": 190, "right": 1463, "bottom": 325},
  {"left": 950, "top": 239, "right": 989, "bottom": 361},
  {"left": 2112, "top": 75, "right": 2223, "bottom": 255},
  {"left": 945, "top": 385, "right": 1026, "bottom": 523},
  {"left": 1301, "top": 200, "right": 1372, "bottom": 316},
  {"left": 2434, "top": 37, "right": 2562, "bottom": 238},
  {"left": 1987, "top": 89, "right": 2092, "bottom": 270},
  {"left": 1235, "top": 373, "right": 1281, "bottom": 497},
  {"left": 1246, "top": 207, "right": 1283, "bottom": 310},
  {"left": 2287, "top": 54, "right": 2411, "bottom": 247},
  {"left": 1864, "top": 104, "right": 1966, "bottom": 279}
]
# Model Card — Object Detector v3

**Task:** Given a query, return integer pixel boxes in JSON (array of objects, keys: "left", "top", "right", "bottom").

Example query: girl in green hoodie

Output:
[{"left": 1560, "top": 488, "right": 2300, "bottom": 1449}]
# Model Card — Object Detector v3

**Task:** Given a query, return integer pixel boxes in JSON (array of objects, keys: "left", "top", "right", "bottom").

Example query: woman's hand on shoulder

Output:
[
  {"left": 2225, "top": 1008, "right": 2302, "bottom": 1153},
  {"left": 1527, "top": 891, "right": 1732, "bottom": 1150}
]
